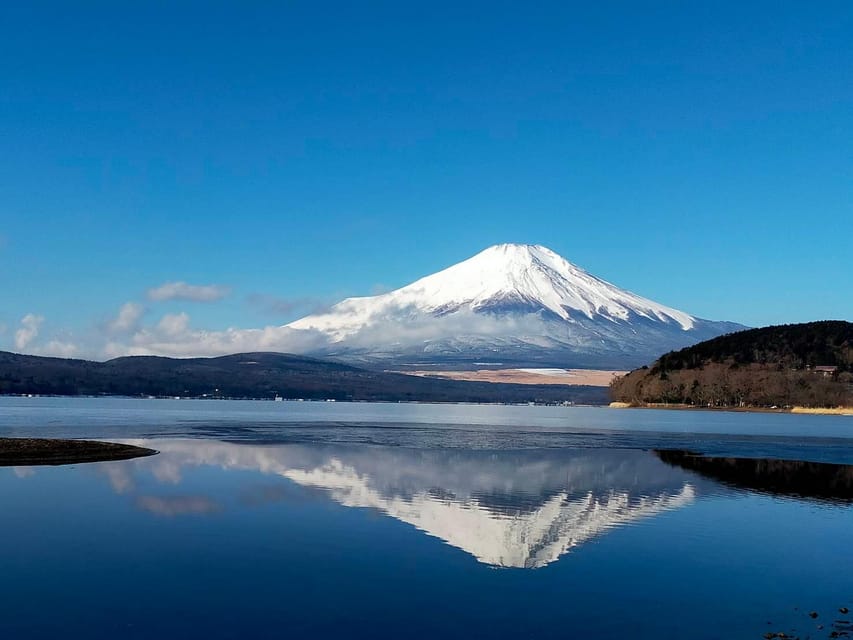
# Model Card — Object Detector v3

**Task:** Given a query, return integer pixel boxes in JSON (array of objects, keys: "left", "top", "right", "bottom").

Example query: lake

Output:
[{"left": 1, "top": 397, "right": 851, "bottom": 639}]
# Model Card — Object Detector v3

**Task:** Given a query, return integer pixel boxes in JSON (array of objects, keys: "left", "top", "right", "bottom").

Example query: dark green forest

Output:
[
  {"left": 611, "top": 321, "right": 853, "bottom": 408},
  {"left": 0, "top": 350, "right": 605, "bottom": 405},
  {"left": 656, "top": 321, "right": 853, "bottom": 372}
]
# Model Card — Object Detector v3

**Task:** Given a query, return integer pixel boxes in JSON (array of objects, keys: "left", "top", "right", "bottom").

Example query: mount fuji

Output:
[{"left": 287, "top": 244, "right": 745, "bottom": 369}]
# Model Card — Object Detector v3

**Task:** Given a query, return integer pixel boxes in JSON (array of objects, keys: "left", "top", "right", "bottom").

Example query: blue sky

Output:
[{"left": 1, "top": 1, "right": 851, "bottom": 357}]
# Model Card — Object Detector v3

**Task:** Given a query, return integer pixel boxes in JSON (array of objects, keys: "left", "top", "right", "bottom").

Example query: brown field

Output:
[{"left": 399, "top": 368, "right": 626, "bottom": 387}]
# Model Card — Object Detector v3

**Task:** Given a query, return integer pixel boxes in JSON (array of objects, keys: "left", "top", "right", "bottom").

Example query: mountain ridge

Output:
[
  {"left": 0, "top": 349, "right": 606, "bottom": 404},
  {"left": 287, "top": 243, "right": 745, "bottom": 368}
]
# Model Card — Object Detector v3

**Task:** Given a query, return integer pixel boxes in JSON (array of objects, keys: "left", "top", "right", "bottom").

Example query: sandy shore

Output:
[
  {"left": 791, "top": 406, "right": 853, "bottom": 416},
  {"left": 0, "top": 438, "right": 158, "bottom": 466},
  {"left": 609, "top": 402, "right": 853, "bottom": 416}
]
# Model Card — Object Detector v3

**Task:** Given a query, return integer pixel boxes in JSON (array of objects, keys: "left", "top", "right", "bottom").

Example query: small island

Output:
[
  {"left": 0, "top": 438, "right": 158, "bottom": 466},
  {"left": 610, "top": 321, "right": 853, "bottom": 412}
]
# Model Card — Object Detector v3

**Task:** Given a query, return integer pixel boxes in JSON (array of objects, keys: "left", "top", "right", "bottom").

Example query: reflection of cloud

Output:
[
  {"left": 151, "top": 460, "right": 182, "bottom": 484},
  {"left": 239, "top": 483, "right": 308, "bottom": 506},
  {"left": 13, "top": 467, "right": 35, "bottom": 478},
  {"left": 95, "top": 456, "right": 217, "bottom": 517},
  {"left": 136, "top": 495, "right": 221, "bottom": 517},
  {"left": 101, "top": 463, "right": 135, "bottom": 494}
]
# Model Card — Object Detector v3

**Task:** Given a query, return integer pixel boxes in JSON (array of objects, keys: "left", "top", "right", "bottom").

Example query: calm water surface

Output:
[{"left": 1, "top": 398, "right": 851, "bottom": 639}]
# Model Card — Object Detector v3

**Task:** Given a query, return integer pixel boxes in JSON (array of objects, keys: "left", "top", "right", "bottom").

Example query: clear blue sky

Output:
[{"left": 1, "top": 1, "right": 851, "bottom": 356}]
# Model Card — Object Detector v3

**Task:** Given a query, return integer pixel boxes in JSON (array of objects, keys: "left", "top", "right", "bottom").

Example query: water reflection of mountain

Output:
[
  {"left": 656, "top": 450, "right": 853, "bottom": 503},
  {"left": 120, "top": 441, "right": 698, "bottom": 568}
]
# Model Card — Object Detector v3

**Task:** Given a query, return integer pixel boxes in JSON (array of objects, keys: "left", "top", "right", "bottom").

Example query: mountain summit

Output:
[{"left": 288, "top": 244, "right": 744, "bottom": 368}]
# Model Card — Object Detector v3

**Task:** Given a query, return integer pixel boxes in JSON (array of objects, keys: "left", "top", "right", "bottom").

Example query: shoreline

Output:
[
  {"left": 608, "top": 402, "right": 853, "bottom": 416},
  {"left": 0, "top": 438, "right": 158, "bottom": 466}
]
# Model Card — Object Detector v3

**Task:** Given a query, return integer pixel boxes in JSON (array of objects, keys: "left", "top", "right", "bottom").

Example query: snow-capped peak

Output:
[
  {"left": 288, "top": 243, "right": 696, "bottom": 341},
  {"left": 393, "top": 243, "right": 695, "bottom": 328}
]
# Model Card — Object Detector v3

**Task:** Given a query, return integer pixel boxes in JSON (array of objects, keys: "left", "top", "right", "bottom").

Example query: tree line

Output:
[{"left": 611, "top": 321, "right": 853, "bottom": 408}]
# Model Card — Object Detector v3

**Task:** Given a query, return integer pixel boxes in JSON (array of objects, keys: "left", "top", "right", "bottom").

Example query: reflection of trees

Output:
[{"left": 655, "top": 450, "right": 853, "bottom": 503}]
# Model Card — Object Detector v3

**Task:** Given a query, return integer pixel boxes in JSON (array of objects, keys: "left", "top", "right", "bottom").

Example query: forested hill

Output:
[
  {"left": 655, "top": 321, "right": 853, "bottom": 371},
  {"left": 0, "top": 350, "right": 606, "bottom": 405},
  {"left": 610, "top": 321, "right": 853, "bottom": 408}
]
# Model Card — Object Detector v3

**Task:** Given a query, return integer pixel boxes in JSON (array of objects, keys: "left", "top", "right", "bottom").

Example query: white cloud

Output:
[
  {"left": 2, "top": 295, "right": 574, "bottom": 362},
  {"left": 156, "top": 312, "right": 191, "bottom": 337},
  {"left": 10, "top": 314, "right": 79, "bottom": 358},
  {"left": 109, "top": 302, "right": 145, "bottom": 333},
  {"left": 12, "top": 299, "right": 570, "bottom": 362},
  {"left": 147, "top": 281, "right": 229, "bottom": 303},
  {"left": 102, "top": 322, "right": 328, "bottom": 359},
  {"left": 14, "top": 314, "right": 43, "bottom": 350},
  {"left": 92, "top": 308, "right": 554, "bottom": 361},
  {"left": 35, "top": 340, "right": 79, "bottom": 358}
]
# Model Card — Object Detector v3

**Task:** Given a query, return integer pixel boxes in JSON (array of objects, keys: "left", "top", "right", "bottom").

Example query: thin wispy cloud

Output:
[
  {"left": 246, "top": 293, "right": 331, "bottom": 318},
  {"left": 147, "top": 281, "right": 230, "bottom": 303}
]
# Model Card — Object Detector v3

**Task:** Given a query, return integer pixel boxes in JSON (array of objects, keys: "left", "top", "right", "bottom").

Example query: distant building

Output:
[{"left": 812, "top": 365, "right": 838, "bottom": 377}]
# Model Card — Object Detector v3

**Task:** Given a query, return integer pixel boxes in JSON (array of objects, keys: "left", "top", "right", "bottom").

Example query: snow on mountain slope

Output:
[{"left": 286, "top": 244, "right": 744, "bottom": 368}]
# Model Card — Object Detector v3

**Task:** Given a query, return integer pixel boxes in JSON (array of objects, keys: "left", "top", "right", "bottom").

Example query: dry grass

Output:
[
  {"left": 400, "top": 368, "right": 626, "bottom": 387},
  {"left": 791, "top": 406, "right": 853, "bottom": 416}
]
